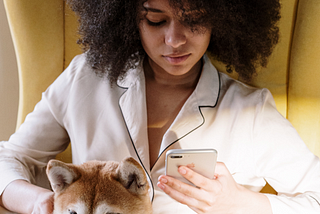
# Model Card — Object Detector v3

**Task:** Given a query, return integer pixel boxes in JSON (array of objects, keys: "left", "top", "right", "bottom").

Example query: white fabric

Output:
[{"left": 0, "top": 54, "right": 319, "bottom": 213}]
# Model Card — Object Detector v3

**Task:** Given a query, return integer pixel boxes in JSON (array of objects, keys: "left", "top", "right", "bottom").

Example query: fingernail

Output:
[
  {"left": 157, "top": 182, "right": 165, "bottom": 190},
  {"left": 159, "top": 177, "right": 168, "bottom": 184},
  {"left": 179, "top": 167, "right": 187, "bottom": 175}
]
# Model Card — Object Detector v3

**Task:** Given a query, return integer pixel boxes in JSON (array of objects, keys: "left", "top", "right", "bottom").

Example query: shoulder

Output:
[
  {"left": 63, "top": 54, "right": 98, "bottom": 81},
  {"left": 49, "top": 54, "right": 118, "bottom": 94},
  {"left": 217, "top": 72, "right": 275, "bottom": 111},
  {"left": 43, "top": 54, "right": 113, "bottom": 104}
]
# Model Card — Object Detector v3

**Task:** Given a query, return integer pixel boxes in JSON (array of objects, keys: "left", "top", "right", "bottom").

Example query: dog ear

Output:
[
  {"left": 117, "top": 157, "right": 149, "bottom": 195},
  {"left": 46, "top": 159, "right": 80, "bottom": 194}
]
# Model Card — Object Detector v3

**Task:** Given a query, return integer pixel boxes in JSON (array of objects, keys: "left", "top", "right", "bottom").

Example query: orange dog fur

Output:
[{"left": 46, "top": 157, "right": 152, "bottom": 214}]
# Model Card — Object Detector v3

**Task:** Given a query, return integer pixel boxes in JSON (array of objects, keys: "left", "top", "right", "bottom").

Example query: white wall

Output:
[{"left": 0, "top": 2, "right": 19, "bottom": 141}]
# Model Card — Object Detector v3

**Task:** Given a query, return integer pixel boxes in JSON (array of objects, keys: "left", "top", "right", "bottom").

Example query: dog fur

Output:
[{"left": 46, "top": 157, "right": 152, "bottom": 214}]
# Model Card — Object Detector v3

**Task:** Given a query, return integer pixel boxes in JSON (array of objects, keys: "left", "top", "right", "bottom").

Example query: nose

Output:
[{"left": 165, "top": 21, "right": 187, "bottom": 48}]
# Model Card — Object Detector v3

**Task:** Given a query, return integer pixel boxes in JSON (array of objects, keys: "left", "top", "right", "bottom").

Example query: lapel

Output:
[
  {"left": 159, "top": 54, "right": 221, "bottom": 155},
  {"left": 117, "top": 54, "right": 220, "bottom": 170},
  {"left": 117, "top": 61, "right": 151, "bottom": 172}
]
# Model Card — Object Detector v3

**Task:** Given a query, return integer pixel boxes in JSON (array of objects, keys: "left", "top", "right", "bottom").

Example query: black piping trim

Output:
[
  {"left": 117, "top": 85, "right": 155, "bottom": 202},
  {"left": 151, "top": 72, "right": 221, "bottom": 170},
  {"left": 309, "top": 195, "right": 320, "bottom": 207}
]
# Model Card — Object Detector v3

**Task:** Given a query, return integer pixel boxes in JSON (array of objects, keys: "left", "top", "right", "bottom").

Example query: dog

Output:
[{"left": 46, "top": 157, "right": 152, "bottom": 214}]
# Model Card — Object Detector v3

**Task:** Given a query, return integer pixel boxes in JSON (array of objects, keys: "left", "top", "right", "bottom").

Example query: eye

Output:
[
  {"left": 68, "top": 209, "right": 77, "bottom": 214},
  {"left": 146, "top": 19, "right": 166, "bottom": 27}
]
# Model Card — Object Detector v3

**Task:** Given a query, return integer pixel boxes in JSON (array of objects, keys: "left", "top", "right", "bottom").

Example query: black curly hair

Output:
[{"left": 67, "top": 0, "right": 281, "bottom": 84}]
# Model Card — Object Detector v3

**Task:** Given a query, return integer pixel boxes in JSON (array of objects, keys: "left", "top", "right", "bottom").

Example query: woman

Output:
[{"left": 1, "top": 0, "right": 319, "bottom": 213}]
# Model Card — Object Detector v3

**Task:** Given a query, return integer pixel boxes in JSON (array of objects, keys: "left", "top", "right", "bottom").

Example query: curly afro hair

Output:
[{"left": 67, "top": 0, "right": 281, "bottom": 84}]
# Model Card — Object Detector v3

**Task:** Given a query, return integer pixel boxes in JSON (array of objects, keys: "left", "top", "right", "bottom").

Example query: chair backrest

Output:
[
  {"left": 3, "top": 0, "right": 81, "bottom": 163},
  {"left": 212, "top": 0, "right": 320, "bottom": 158},
  {"left": 4, "top": 0, "right": 320, "bottom": 167}
]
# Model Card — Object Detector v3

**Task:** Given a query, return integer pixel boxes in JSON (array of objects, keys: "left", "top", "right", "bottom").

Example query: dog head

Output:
[{"left": 46, "top": 157, "right": 152, "bottom": 214}]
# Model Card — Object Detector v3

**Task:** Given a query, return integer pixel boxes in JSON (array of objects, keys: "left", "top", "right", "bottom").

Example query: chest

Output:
[{"left": 146, "top": 83, "right": 195, "bottom": 166}]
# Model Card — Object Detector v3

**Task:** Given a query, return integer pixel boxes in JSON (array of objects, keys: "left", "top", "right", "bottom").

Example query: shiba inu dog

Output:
[{"left": 46, "top": 157, "right": 152, "bottom": 214}]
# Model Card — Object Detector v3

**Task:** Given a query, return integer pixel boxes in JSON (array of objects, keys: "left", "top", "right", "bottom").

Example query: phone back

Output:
[{"left": 165, "top": 149, "right": 217, "bottom": 186}]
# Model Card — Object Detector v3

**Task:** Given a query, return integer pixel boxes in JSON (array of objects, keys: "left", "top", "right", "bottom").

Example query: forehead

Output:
[
  {"left": 143, "top": 0, "right": 172, "bottom": 13},
  {"left": 94, "top": 203, "right": 124, "bottom": 214},
  {"left": 142, "top": 0, "right": 208, "bottom": 26}
]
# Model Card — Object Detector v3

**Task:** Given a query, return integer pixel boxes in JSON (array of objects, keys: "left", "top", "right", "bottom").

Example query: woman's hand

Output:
[
  {"left": 157, "top": 162, "right": 272, "bottom": 214},
  {"left": 31, "top": 190, "right": 54, "bottom": 214}
]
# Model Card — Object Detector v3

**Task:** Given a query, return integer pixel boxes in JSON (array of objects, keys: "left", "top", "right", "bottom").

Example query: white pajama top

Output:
[{"left": 0, "top": 54, "right": 320, "bottom": 213}]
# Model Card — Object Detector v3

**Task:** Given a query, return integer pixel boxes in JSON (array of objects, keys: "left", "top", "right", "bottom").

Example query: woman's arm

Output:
[
  {"left": 0, "top": 96, "right": 69, "bottom": 213},
  {"left": 0, "top": 180, "right": 54, "bottom": 214},
  {"left": 0, "top": 57, "right": 86, "bottom": 213}
]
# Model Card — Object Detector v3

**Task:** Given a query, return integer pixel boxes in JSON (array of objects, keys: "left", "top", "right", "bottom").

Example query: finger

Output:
[
  {"left": 158, "top": 174, "right": 202, "bottom": 196},
  {"left": 213, "top": 162, "right": 236, "bottom": 188},
  {"left": 157, "top": 178, "right": 203, "bottom": 208},
  {"left": 189, "top": 206, "right": 204, "bottom": 214},
  {"left": 214, "top": 162, "right": 231, "bottom": 176},
  {"left": 157, "top": 178, "right": 214, "bottom": 213},
  {"left": 159, "top": 174, "right": 218, "bottom": 206},
  {"left": 177, "top": 166, "right": 219, "bottom": 192}
]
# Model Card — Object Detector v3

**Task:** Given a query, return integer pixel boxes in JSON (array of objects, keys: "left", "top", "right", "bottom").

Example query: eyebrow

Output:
[{"left": 144, "top": 6, "right": 164, "bottom": 13}]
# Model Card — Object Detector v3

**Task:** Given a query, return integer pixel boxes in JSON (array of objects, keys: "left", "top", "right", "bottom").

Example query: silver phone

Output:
[{"left": 165, "top": 149, "right": 217, "bottom": 186}]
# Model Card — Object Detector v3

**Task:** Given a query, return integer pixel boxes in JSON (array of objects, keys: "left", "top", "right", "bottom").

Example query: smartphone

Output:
[{"left": 165, "top": 149, "right": 217, "bottom": 186}]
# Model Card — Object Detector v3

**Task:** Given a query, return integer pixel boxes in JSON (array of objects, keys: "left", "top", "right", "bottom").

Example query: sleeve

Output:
[
  {"left": 0, "top": 55, "right": 86, "bottom": 195},
  {"left": 253, "top": 89, "right": 320, "bottom": 213}
]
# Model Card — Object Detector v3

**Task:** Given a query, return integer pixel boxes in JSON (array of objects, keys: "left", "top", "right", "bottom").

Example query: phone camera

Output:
[{"left": 170, "top": 155, "right": 183, "bottom": 159}]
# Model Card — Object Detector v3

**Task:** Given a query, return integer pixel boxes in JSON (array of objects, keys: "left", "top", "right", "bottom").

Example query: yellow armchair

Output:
[
  {"left": 3, "top": 0, "right": 320, "bottom": 194},
  {"left": 3, "top": 0, "right": 81, "bottom": 163},
  {"left": 211, "top": 0, "right": 320, "bottom": 157}
]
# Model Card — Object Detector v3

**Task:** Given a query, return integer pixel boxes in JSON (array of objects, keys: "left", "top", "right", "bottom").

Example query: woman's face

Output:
[{"left": 139, "top": 0, "right": 212, "bottom": 77}]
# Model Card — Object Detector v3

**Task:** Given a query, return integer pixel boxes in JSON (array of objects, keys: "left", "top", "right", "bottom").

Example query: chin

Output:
[{"left": 165, "top": 66, "right": 191, "bottom": 76}]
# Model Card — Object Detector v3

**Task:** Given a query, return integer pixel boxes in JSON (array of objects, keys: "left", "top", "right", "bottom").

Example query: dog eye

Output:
[{"left": 68, "top": 209, "right": 77, "bottom": 214}]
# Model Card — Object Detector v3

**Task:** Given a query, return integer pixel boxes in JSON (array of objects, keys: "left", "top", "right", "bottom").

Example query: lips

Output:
[{"left": 163, "top": 54, "right": 191, "bottom": 64}]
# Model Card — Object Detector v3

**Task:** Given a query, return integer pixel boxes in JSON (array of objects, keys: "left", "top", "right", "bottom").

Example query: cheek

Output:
[
  {"left": 139, "top": 23, "right": 163, "bottom": 50},
  {"left": 194, "top": 33, "right": 211, "bottom": 51},
  {"left": 140, "top": 36, "right": 153, "bottom": 56},
  {"left": 140, "top": 34, "right": 160, "bottom": 56},
  {"left": 139, "top": 27, "right": 151, "bottom": 50}
]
